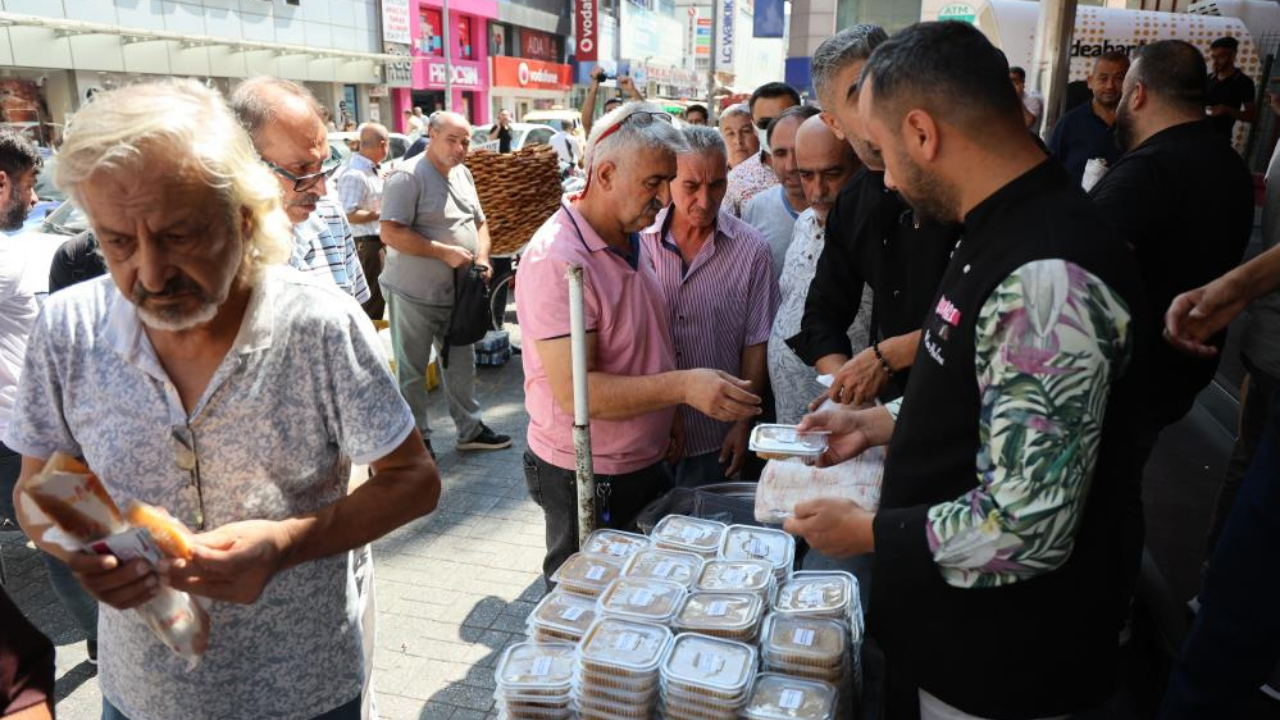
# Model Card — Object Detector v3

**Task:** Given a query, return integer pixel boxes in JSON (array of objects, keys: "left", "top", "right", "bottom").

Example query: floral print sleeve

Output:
[{"left": 925, "top": 259, "right": 1132, "bottom": 589}]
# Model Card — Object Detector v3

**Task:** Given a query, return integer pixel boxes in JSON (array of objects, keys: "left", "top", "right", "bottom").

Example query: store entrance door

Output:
[{"left": 411, "top": 90, "right": 447, "bottom": 115}]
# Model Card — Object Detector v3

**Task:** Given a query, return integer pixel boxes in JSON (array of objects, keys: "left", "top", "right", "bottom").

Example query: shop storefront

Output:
[
  {"left": 490, "top": 55, "right": 572, "bottom": 121},
  {"left": 391, "top": 0, "right": 497, "bottom": 129}
]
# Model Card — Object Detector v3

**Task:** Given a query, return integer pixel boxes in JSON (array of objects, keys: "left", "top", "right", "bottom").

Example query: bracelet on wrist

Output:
[{"left": 872, "top": 342, "right": 895, "bottom": 378}]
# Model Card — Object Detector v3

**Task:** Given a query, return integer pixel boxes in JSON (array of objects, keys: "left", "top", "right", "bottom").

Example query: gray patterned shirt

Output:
[{"left": 4, "top": 266, "right": 414, "bottom": 720}]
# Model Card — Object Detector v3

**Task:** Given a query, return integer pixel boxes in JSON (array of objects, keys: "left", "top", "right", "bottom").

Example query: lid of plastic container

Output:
[
  {"left": 675, "top": 592, "right": 763, "bottom": 631},
  {"left": 623, "top": 548, "right": 705, "bottom": 588},
  {"left": 548, "top": 552, "right": 625, "bottom": 590},
  {"left": 651, "top": 515, "right": 727, "bottom": 552},
  {"left": 598, "top": 578, "right": 687, "bottom": 622},
  {"left": 720, "top": 525, "right": 795, "bottom": 570},
  {"left": 760, "top": 615, "right": 847, "bottom": 661},
  {"left": 741, "top": 673, "right": 838, "bottom": 720},
  {"left": 581, "top": 529, "right": 652, "bottom": 560},
  {"left": 773, "top": 571, "right": 854, "bottom": 616},
  {"left": 529, "top": 589, "right": 598, "bottom": 635},
  {"left": 495, "top": 642, "right": 577, "bottom": 689},
  {"left": 579, "top": 618, "right": 673, "bottom": 671},
  {"left": 661, "top": 633, "right": 758, "bottom": 691},
  {"left": 696, "top": 559, "right": 774, "bottom": 593}
]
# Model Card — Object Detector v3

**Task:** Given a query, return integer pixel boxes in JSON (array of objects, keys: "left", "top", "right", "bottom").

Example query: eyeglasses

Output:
[
  {"left": 170, "top": 425, "right": 206, "bottom": 531},
  {"left": 754, "top": 117, "right": 775, "bottom": 131},
  {"left": 265, "top": 152, "right": 344, "bottom": 193}
]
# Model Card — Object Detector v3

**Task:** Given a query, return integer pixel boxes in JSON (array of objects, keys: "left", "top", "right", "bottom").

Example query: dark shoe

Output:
[
  {"left": 457, "top": 424, "right": 512, "bottom": 451},
  {"left": 87, "top": 639, "right": 97, "bottom": 665},
  {"left": 424, "top": 439, "right": 436, "bottom": 461}
]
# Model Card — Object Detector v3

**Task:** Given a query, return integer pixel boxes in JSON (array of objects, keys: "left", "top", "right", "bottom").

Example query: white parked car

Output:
[{"left": 470, "top": 122, "right": 559, "bottom": 153}]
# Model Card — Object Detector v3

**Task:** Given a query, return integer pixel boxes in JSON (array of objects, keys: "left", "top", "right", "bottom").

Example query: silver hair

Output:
[
  {"left": 719, "top": 103, "right": 752, "bottom": 124},
  {"left": 586, "top": 101, "right": 689, "bottom": 169},
  {"left": 56, "top": 78, "right": 292, "bottom": 281},
  {"left": 229, "top": 76, "right": 325, "bottom": 138},
  {"left": 681, "top": 125, "right": 726, "bottom": 162},
  {"left": 811, "top": 24, "right": 889, "bottom": 101}
]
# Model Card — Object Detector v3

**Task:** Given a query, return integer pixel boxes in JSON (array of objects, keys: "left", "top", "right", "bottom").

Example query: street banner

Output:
[
  {"left": 718, "top": 0, "right": 734, "bottom": 68},
  {"left": 380, "top": 0, "right": 412, "bottom": 45},
  {"left": 576, "top": 0, "right": 599, "bottom": 62}
]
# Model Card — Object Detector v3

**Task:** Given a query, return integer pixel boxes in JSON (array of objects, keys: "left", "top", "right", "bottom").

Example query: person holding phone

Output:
[{"left": 581, "top": 66, "right": 645, "bottom": 136}]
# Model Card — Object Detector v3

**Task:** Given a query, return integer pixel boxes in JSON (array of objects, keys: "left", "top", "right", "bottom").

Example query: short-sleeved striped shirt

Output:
[
  {"left": 289, "top": 196, "right": 371, "bottom": 304},
  {"left": 641, "top": 208, "right": 779, "bottom": 457},
  {"left": 333, "top": 153, "right": 383, "bottom": 237}
]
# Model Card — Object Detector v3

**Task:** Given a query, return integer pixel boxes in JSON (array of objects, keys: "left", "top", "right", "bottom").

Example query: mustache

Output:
[
  {"left": 289, "top": 192, "right": 322, "bottom": 207},
  {"left": 132, "top": 275, "right": 203, "bottom": 304},
  {"left": 645, "top": 198, "right": 665, "bottom": 214}
]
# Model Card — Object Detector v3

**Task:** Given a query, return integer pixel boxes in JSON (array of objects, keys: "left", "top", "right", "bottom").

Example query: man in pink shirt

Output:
[
  {"left": 641, "top": 126, "right": 778, "bottom": 488},
  {"left": 516, "top": 102, "right": 763, "bottom": 585}
]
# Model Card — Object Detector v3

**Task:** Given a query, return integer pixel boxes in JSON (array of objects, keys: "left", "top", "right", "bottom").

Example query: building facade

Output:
[{"left": 488, "top": 0, "right": 572, "bottom": 120}]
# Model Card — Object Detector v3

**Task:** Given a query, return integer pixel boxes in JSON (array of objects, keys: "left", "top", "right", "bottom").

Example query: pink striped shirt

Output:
[{"left": 640, "top": 208, "right": 779, "bottom": 457}]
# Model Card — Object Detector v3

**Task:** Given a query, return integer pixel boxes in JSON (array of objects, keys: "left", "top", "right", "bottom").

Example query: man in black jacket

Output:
[
  {"left": 48, "top": 230, "right": 104, "bottom": 293},
  {"left": 1090, "top": 40, "right": 1254, "bottom": 622},
  {"left": 789, "top": 24, "right": 955, "bottom": 406},
  {"left": 786, "top": 22, "right": 1145, "bottom": 719}
]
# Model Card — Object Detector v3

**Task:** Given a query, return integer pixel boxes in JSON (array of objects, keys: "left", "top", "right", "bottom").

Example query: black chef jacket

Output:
[{"left": 787, "top": 168, "right": 957, "bottom": 400}]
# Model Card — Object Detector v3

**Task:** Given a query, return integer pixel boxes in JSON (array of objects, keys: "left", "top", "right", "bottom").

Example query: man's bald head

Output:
[
  {"left": 358, "top": 122, "right": 390, "bottom": 164},
  {"left": 795, "top": 115, "right": 859, "bottom": 223},
  {"left": 229, "top": 77, "right": 330, "bottom": 225},
  {"left": 426, "top": 111, "right": 472, "bottom": 169},
  {"left": 230, "top": 76, "right": 326, "bottom": 141}
]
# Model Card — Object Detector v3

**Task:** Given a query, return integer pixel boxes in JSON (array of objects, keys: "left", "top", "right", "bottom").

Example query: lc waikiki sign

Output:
[{"left": 577, "top": 0, "right": 599, "bottom": 62}]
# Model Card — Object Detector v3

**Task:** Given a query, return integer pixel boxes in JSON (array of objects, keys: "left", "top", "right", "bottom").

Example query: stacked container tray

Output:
[
  {"left": 772, "top": 571, "right": 859, "bottom": 630},
  {"left": 596, "top": 578, "right": 688, "bottom": 625},
  {"left": 741, "top": 673, "right": 839, "bottom": 720},
  {"left": 575, "top": 618, "right": 673, "bottom": 720},
  {"left": 549, "top": 553, "right": 627, "bottom": 598},
  {"left": 673, "top": 592, "right": 765, "bottom": 642},
  {"left": 719, "top": 525, "right": 796, "bottom": 586},
  {"left": 651, "top": 516, "right": 728, "bottom": 558},
  {"left": 493, "top": 641, "right": 577, "bottom": 720},
  {"left": 696, "top": 558, "right": 777, "bottom": 606},
  {"left": 526, "top": 589, "right": 598, "bottom": 644},
  {"left": 659, "top": 633, "right": 759, "bottom": 720},
  {"left": 623, "top": 548, "right": 705, "bottom": 590},
  {"left": 759, "top": 615, "right": 850, "bottom": 685},
  {"left": 581, "top": 529, "right": 652, "bottom": 561}
]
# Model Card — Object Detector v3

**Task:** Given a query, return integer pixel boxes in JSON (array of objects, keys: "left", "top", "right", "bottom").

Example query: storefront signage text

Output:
[
  {"left": 381, "top": 0, "right": 413, "bottom": 45},
  {"left": 577, "top": 0, "right": 598, "bottom": 62},
  {"left": 718, "top": 0, "right": 734, "bottom": 68},
  {"left": 427, "top": 61, "right": 481, "bottom": 88}
]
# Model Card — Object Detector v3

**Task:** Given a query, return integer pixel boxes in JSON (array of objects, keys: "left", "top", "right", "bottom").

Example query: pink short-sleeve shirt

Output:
[{"left": 515, "top": 200, "right": 677, "bottom": 475}]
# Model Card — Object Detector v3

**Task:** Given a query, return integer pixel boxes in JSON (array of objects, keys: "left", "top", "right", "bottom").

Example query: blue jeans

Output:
[
  {"left": 1158, "top": 389, "right": 1280, "bottom": 719},
  {"left": 102, "top": 694, "right": 361, "bottom": 720}
]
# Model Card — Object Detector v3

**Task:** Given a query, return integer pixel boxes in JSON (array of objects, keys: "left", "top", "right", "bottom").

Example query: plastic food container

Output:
[
  {"left": 696, "top": 559, "right": 775, "bottom": 596},
  {"left": 493, "top": 641, "right": 577, "bottom": 719},
  {"left": 748, "top": 424, "right": 830, "bottom": 460},
  {"left": 773, "top": 571, "right": 856, "bottom": 623},
  {"left": 597, "top": 578, "right": 687, "bottom": 624},
  {"left": 760, "top": 615, "right": 847, "bottom": 670},
  {"left": 575, "top": 618, "right": 672, "bottom": 719},
  {"left": 659, "top": 634, "right": 759, "bottom": 719},
  {"left": 719, "top": 525, "right": 795, "bottom": 583},
  {"left": 526, "top": 589, "right": 597, "bottom": 644},
  {"left": 673, "top": 592, "right": 764, "bottom": 641},
  {"left": 548, "top": 552, "right": 626, "bottom": 598},
  {"left": 623, "top": 548, "right": 706, "bottom": 589},
  {"left": 651, "top": 515, "right": 727, "bottom": 556},
  {"left": 581, "top": 529, "right": 652, "bottom": 560},
  {"left": 741, "top": 673, "right": 839, "bottom": 720}
]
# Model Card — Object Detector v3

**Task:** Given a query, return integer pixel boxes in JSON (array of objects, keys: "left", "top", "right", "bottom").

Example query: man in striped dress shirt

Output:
[{"left": 641, "top": 126, "right": 779, "bottom": 488}]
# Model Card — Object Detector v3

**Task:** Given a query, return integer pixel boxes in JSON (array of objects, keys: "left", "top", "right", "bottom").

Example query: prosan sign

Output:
[{"left": 428, "top": 62, "right": 481, "bottom": 87}]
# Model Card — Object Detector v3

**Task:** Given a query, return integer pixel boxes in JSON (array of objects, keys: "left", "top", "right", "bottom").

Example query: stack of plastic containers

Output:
[
  {"left": 720, "top": 525, "right": 796, "bottom": 586},
  {"left": 581, "top": 529, "right": 652, "bottom": 560},
  {"left": 696, "top": 558, "right": 777, "bottom": 605},
  {"left": 597, "top": 578, "right": 687, "bottom": 625},
  {"left": 773, "top": 571, "right": 859, "bottom": 629},
  {"left": 741, "top": 673, "right": 839, "bottom": 720},
  {"left": 651, "top": 515, "right": 727, "bottom": 558},
  {"left": 575, "top": 617, "right": 673, "bottom": 720},
  {"left": 759, "top": 615, "right": 849, "bottom": 685},
  {"left": 659, "top": 633, "right": 759, "bottom": 720},
  {"left": 623, "top": 548, "right": 705, "bottom": 589},
  {"left": 493, "top": 641, "right": 577, "bottom": 720},
  {"left": 549, "top": 553, "right": 626, "bottom": 598},
  {"left": 673, "top": 592, "right": 765, "bottom": 642},
  {"left": 526, "top": 590, "right": 598, "bottom": 644}
]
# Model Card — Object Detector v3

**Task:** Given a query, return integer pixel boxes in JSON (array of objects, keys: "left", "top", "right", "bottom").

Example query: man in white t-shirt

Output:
[{"left": 550, "top": 120, "right": 580, "bottom": 167}]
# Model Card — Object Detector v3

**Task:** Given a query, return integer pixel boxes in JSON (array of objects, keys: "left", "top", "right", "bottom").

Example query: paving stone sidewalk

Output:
[{"left": 5, "top": 354, "right": 545, "bottom": 720}]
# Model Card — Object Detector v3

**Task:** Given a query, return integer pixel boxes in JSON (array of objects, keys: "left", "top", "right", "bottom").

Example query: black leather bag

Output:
[{"left": 443, "top": 263, "right": 493, "bottom": 367}]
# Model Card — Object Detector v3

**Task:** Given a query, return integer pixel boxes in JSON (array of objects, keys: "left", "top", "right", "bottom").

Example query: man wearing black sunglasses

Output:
[
  {"left": 231, "top": 78, "right": 370, "bottom": 306},
  {"left": 725, "top": 82, "right": 800, "bottom": 217}
]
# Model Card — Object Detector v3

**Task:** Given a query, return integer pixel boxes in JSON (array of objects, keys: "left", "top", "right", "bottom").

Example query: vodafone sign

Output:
[
  {"left": 576, "top": 0, "right": 597, "bottom": 62},
  {"left": 494, "top": 56, "right": 571, "bottom": 91}
]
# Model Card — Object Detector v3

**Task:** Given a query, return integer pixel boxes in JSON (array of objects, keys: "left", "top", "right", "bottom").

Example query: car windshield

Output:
[{"left": 43, "top": 199, "right": 89, "bottom": 236}]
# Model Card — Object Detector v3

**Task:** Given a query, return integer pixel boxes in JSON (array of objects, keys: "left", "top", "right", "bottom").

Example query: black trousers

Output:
[
  {"left": 522, "top": 450, "right": 672, "bottom": 591},
  {"left": 355, "top": 235, "right": 385, "bottom": 321}
]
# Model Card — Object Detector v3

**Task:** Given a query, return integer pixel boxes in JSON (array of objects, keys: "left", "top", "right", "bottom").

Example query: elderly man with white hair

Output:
[
  {"left": 5, "top": 79, "right": 440, "bottom": 720},
  {"left": 380, "top": 110, "right": 510, "bottom": 459},
  {"left": 640, "top": 125, "right": 778, "bottom": 488},
  {"left": 516, "top": 102, "right": 763, "bottom": 586}
]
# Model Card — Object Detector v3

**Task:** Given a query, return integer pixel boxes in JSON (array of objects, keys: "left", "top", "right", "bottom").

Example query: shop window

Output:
[
  {"left": 420, "top": 9, "right": 444, "bottom": 56},
  {"left": 458, "top": 17, "right": 473, "bottom": 60}
]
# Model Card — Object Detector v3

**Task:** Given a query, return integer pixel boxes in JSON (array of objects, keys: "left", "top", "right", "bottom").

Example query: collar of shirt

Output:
[
  {"left": 562, "top": 198, "right": 642, "bottom": 270},
  {"left": 964, "top": 158, "right": 1062, "bottom": 236},
  {"left": 348, "top": 153, "right": 379, "bottom": 174}
]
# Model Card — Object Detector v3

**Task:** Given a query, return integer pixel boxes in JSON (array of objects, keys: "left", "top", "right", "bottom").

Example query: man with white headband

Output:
[{"left": 515, "top": 101, "right": 763, "bottom": 587}]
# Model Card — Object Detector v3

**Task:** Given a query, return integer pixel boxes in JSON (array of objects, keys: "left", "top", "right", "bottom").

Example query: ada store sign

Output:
[
  {"left": 577, "top": 0, "right": 599, "bottom": 62},
  {"left": 381, "top": 0, "right": 413, "bottom": 45}
]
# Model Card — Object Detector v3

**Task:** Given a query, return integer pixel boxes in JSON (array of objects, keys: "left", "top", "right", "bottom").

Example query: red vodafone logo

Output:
[{"left": 518, "top": 62, "right": 530, "bottom": 86}]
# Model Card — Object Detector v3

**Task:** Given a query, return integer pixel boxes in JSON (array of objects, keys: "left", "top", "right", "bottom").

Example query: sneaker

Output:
[
  {"left": 457, "top": 424, "right": 512, "bottom": 451},
  {"left": 87, "top": 639, "right": 97, "bottom": 665}
]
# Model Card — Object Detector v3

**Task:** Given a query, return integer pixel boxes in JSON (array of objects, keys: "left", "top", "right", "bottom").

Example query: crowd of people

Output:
[{"left": 0, "top": 16, "right": 1276, "bottom": 720}]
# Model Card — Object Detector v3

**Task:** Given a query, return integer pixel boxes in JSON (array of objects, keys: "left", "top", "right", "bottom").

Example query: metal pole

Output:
[
  {"left": 707, "top": 0, "right": 718, "bottom": 113},
  {"left": 567, "top": 265, "right": 596, "bottom": 543},
  {"left": 442, "top": 0, "right": 453, "bottom": 111},
  {"left": 1029, "top": 0, "right": 1077, "bottom": 139}
]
